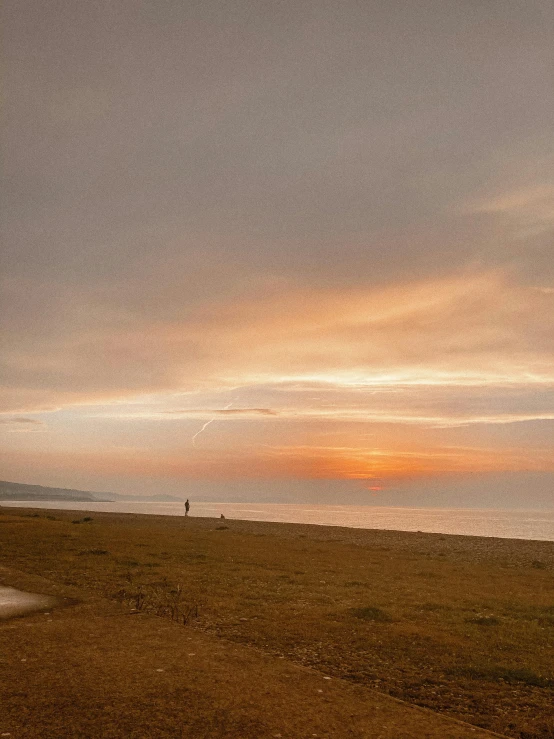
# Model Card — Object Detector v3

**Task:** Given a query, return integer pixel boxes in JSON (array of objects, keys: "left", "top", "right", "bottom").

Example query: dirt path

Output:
[{"left": 1, "top": 568, "right": 507, "bottom": 739}]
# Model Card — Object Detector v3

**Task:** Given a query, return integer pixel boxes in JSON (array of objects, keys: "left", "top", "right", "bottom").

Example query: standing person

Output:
[{"left": 185, "top": 499, "right": 190, "bottom": 517}]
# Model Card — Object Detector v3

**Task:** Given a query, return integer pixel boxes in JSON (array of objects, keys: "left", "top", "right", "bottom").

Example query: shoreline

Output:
[
  {"left": 3, "top": 503, "right": 554, "bottom": 567},
  {"left": 2, "top": 498, "right": 554, "bottom": 543}
]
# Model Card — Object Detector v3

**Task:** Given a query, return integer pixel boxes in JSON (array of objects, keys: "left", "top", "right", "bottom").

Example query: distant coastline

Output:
[{"left": 0, "top": 479, "right": 184, "bottom": 504}]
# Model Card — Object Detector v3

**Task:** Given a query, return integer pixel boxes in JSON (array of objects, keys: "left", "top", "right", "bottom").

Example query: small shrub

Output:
[
  {"left": 114, "top": 582, "right": 200, "bottom": 625},
  {"left": 531, "top": 560, "right": 547, "bottom": 569}
]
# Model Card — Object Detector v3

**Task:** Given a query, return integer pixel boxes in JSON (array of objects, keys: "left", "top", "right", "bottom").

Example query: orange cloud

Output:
[
  {"left": 164, "top": 408, "right": 278, "bottom": 416},
  {"left": 2, "top": 268, "right": 552, "bottom": 488},
  {"left": 3, "top": 268, "right": 552, "bottom": 414}
]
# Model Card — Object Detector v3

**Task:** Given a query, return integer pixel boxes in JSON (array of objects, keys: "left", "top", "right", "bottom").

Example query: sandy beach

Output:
[{"left": 1, "top": 506, "right": 552, "bottom": 738}]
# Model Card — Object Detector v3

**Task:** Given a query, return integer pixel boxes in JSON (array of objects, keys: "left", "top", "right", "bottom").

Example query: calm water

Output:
[
  {"left": 0, "top": 586, "right": 57, "bottom": 619},
  {"left": 3, "top": 500, "right": 554, "bottom": 541}
]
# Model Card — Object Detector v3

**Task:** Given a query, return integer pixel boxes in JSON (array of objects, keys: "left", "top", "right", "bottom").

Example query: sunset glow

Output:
[{"left": 1, "top": 0, "right": 553, "bottom": 507}]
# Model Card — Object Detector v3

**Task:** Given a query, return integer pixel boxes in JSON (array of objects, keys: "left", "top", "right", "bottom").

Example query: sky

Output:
[{"left": 1, "top": 0, "right": 553, "bottom": 507}]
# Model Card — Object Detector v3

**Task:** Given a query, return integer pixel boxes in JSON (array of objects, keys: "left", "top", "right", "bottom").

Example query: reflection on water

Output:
[
  {"left": 3, "top": 500, "right": 554, "bottom": 541},
  {"left": 0, "top": 586, "right": 57, "bottom": 619}
]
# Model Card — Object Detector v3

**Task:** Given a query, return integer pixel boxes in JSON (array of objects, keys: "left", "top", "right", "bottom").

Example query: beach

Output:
[
  {"left": 1, "top": 506, "right": 553, "bottom": 738},
  {"left": 3, "top": 500, "right": 554, "bottom": 541}
]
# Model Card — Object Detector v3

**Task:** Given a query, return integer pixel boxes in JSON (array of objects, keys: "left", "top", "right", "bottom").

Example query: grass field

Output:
[{"left": 1, "top": 507, "right": 553, "bottom": 738}]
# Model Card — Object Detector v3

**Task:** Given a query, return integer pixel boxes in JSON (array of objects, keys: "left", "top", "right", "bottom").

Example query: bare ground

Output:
[{"left": 1, "top": 506, "right": 553, "bottom": 738}]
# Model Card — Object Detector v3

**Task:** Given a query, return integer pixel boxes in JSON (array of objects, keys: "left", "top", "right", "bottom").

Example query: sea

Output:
[{"left": 2, "top": 500, "right": 554, "bottom": 542}]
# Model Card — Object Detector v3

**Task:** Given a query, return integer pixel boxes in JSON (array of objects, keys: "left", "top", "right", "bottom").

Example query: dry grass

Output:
[{"left": 1, "top": 507, "right": 553, "bottom": 739}]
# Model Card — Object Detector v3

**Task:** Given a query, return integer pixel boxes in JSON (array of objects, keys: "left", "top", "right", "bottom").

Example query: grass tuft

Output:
[
  {"left": 449, "top": 665, "right": 553, "bottom": 688},
  {"left": 78, "top": 549, "right": 108, "bottom": 556},
  {"left": 344, "top": 580, "right": 367, "bottom": 587},
  {"left": 419, "top": 602, "right": 451, "bottom": 611},
  {"left": 464, "top": 615, "right": 500, "bottom": 626},
  {"left": 351, "top": 606, "right": 393, "bottom": 622}
]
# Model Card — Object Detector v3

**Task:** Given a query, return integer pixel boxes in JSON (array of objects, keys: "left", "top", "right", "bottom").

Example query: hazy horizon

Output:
[{"left": 1, "top": 1, "right": 553, "bottom": 508}]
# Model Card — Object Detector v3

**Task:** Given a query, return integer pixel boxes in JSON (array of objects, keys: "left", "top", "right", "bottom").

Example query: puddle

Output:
[{"left": 0, "top": 586, "right": 58, "bottom": 619}]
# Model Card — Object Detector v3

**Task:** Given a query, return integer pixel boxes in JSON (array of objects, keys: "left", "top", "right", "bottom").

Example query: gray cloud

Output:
[
  {"left": 3, "top": 1, "right": 552, "bottom": 367},
  {"left": 3, "top": 0, "right": 552, "bottom": 292},
  {"left": 0, "top": 417, "right": 46, "bottom": 433}
]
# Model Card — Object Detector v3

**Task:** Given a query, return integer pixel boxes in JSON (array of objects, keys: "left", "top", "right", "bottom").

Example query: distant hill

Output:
[
  {"left": 0, "top": 480, "right": 104, "bottom": 502},
  {"left": 0, "top": 480, "right": 185, "bottom": 503}
]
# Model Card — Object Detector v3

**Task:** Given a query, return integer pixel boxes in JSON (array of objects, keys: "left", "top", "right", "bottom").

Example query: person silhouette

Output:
[{"left": 185, "top": 499, "right": 190, "bottom": 517}]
